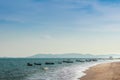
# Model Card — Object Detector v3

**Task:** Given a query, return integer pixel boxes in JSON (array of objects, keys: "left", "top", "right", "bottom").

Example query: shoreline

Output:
[{"left": 79, "top": 61, "right": 120, "bottom": 80}]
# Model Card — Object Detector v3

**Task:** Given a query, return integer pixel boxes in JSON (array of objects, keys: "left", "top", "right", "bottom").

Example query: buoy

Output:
[{"left": 42, "top": 67, "right": 49, "bottom": 70}]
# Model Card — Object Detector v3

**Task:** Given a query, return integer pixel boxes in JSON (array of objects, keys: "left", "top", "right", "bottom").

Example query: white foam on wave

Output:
[{"left": 25, "top": 59, "right": 120, "bottom": 80}]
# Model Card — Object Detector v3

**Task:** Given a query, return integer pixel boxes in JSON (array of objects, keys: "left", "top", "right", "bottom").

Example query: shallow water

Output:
[{"left": 0, "top": 58, "right": 116, "bottom": 80}]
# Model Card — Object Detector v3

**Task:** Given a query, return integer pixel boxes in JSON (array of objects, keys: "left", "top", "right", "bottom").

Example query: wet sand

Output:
[{"left": 80, "top": 62, "right": 120, "bottom": 80}]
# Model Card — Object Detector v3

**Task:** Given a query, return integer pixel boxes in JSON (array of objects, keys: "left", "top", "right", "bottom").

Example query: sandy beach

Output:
[{"left": 80, "top": 62, "right": 120, "bottom": 80}]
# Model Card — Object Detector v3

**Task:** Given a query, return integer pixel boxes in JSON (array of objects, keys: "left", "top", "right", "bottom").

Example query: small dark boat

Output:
[
  {"left": 63, "top": 60, "right": 73, "bottom": 63},
  {"left": 34, "top": 63, "right": 42, "bottom": 65},
  {"left": 76, "top": 60, "right": 85, "bottom": 62},
  {"left": 92, "top": 59, "right": 98, "bottom": 61},
  {"left": 45, "top": 62, "right": 55, "bottom": 65},
  {"left": 85, "top": 59, "right": 92, "bottom": 62},
  {"left": 27, "top": 63, "right": 33, "bottom": 66}
]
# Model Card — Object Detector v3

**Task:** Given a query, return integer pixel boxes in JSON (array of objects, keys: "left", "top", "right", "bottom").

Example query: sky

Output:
[{"left": 1, "top": 0, "right": 120, "bottom": 57}]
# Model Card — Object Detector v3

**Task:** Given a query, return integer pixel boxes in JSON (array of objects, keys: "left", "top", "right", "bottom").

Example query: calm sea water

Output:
[{"left": 0, "top": 58, "right": 109, "bottom": 80}]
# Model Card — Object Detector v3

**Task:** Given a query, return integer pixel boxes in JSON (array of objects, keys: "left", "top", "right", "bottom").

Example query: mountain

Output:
[
  {"left": 29, "top": 53, "right": 120, "bottom": 58},
  {"left": 29, "top": 53, "right": 97, "bottom": 58},
  {"left": 30, "top": 53, "right": 94, "bottom": 58}
]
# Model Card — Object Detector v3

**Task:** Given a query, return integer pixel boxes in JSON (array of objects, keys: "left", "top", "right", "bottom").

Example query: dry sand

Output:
[{"left": 80, "top": 62, "right": 120, "bottom": 80}]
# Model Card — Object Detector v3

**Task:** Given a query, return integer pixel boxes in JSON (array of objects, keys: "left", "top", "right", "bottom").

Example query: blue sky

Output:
[{"left": 1, "top": 0, "right": 120, "bottom": 57}]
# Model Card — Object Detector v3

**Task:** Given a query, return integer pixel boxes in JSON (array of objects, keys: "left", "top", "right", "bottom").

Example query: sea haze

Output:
[{"left": 29, "top": 53, "right": 120, "bottom": 58}]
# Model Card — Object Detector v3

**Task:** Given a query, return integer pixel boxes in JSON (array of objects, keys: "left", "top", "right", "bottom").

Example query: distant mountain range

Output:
[{"left": 29, "top": 53, "right": 120, "bottom": 58}]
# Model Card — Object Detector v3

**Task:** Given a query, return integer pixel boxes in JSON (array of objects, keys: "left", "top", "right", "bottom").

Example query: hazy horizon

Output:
[
  {"left": 1, "top": 52, "right": 120, "bottom": 58},
  {"left": 1, "top": 0, "right": 120, "bottom": 57}
]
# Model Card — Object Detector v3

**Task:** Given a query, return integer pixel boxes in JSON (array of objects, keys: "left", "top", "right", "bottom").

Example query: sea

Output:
[{"left": 0, "top": 58, "right": 119, "bottom": 80}]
